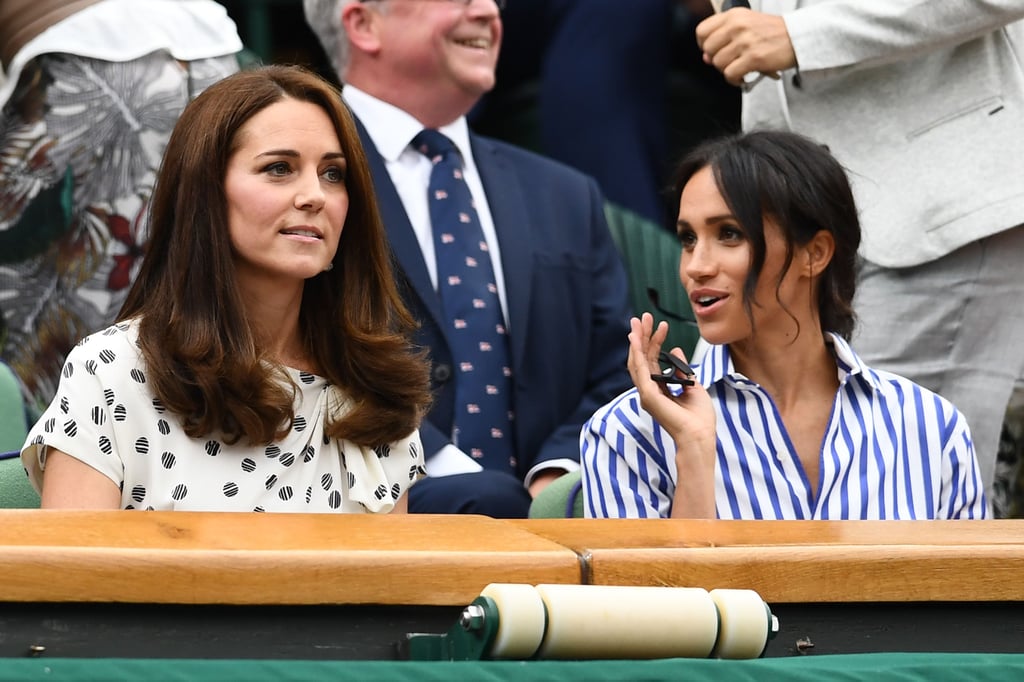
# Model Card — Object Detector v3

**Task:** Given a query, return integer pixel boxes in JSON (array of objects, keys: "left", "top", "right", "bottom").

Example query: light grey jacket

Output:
[{"left": 744, "top": 0, "right": 1024, "bottom": 267}]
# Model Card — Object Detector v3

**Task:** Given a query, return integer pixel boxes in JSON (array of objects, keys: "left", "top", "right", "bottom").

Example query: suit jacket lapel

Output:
[
  {"left": 471, "top": 135, "right": 533, "bottom": 368},
  {"left": 353, "top": 116, "right": 446, "bottom": 328}
]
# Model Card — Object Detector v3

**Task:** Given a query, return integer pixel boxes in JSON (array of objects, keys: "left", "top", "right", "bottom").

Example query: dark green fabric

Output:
[
  {"left": 603, "top": 201, "right": 700, "bottom": 357},
  {"left": 0, "top": 169, "right": 73, "bottom": 263},
  {"left": 2, "top": 654, "right": 1022, "bottom": 681}
]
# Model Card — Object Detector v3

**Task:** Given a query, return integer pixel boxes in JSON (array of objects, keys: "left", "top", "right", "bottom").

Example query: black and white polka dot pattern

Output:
[{"left": 20, "top": 321, "right": 425, "bottom": 513}]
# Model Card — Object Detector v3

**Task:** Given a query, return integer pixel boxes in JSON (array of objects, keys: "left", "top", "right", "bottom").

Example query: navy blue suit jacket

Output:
[{"left": 356, "top": 119, "right": 633, "bottom": 480}]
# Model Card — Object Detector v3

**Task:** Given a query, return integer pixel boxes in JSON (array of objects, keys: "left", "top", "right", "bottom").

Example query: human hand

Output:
[
  {"left": 695, "top": 8, "right": 796, "bottom": 87},
  {"left": 528, "top": 469, "right": 563, "bottom": 498},
  {"left": 627, "top": 314, "right": 716, "bottom": 456},
  {"left": 629, "top": 314, "right": 717, "bottom": 518}
]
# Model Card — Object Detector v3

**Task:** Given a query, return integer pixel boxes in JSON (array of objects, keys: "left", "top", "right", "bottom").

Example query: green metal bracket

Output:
[{"left": 403, "top": 596, "right": 501, "bottom": 661}]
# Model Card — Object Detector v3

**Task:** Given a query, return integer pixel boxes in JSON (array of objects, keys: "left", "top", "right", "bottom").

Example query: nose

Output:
[
  {"left": 467, "top": 0, "right": 501, "bottom": 19},
  {"left": 294, "top": 170, "right": 325, "bottom": 212},
  {"left": 682, "top": 241, "right": 717, "bottom": 283}
]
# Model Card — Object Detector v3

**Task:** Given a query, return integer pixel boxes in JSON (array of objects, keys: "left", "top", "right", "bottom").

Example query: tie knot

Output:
[{"left": 413, "top": 129, "right": 459, "bottom": 163}]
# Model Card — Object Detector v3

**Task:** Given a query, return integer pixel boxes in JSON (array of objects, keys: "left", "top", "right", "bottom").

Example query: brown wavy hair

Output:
[{"left": 118, "top": 64, "right": 430, "bottom": 446}]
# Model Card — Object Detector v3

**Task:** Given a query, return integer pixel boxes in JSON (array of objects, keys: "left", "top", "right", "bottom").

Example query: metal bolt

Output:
[
  {"left": 459, "top": 604, "right": 486, "bottom": 631},
  {"left": 795, "top": 637, "right": 815, "bottom": 654},
  {"left": 27, "top": 645, "right": 46, "bottom": 657}
]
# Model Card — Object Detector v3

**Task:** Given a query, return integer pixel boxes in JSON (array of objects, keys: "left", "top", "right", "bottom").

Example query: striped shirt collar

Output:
[{"left": 695, "top": 332, "right": 882, "bottom": 393}]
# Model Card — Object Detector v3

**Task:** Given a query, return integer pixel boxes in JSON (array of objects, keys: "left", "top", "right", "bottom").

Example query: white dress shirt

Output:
[
  {"left": 343, "top": 85, "right": 510, "bottom": 478},
  {"left": 342, "top": 85, "right": 510, "bottom": 320}
]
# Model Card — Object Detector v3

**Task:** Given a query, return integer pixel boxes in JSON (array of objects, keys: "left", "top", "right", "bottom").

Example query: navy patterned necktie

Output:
[{"left": 412, "top": 129, "right": 516, "bottom": 472}]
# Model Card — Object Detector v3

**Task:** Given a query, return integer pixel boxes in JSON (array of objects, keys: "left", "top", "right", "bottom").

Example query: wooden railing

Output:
[
  {"left": 514, "top": 519, "right": 1024, "bottom": 602},
  {"left": 1, "top": 511, "right": 1021, "bottom": 606}
]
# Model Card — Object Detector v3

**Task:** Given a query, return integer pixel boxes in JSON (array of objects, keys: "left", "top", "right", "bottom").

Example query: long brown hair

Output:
[{"left": 119, "top": 64, "right": 430, "bottom": 446}]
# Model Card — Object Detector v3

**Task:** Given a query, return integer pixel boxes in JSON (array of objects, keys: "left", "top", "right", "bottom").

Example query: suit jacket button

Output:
[{"left": 432, "top": 363, "right": 452, "bottom": 383}]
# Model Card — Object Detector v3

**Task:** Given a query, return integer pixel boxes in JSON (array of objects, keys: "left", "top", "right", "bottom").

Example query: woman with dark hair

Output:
[
  {"left": 21, "top": 65, "right": 432, "bottom": 512},
  {"left": 581, "top": 129, "right": 988, "bottom": 520}
]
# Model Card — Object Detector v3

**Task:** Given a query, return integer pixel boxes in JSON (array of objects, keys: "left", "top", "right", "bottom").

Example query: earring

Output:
[{"left": 324, "top": 262, "right": 334, "bottom": 272}]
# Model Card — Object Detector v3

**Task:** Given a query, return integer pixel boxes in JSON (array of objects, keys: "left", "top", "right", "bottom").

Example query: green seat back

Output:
[
  {"left": 0, "top": 362, "right": 27, "bottom": 451},
  {"left": 0, "top": 362, "right": 39, "bottom": 508},
  {"left": 0, "top": 454, "right": 39, "bottom": 508},
  {"left": 528, "top": 470, "right": 584, "bottom": 518},
  {"left": 604, "top": 202, "right": 700, "bottom": 357}
]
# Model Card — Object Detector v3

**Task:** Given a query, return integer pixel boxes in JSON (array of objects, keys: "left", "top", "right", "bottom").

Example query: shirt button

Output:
[{"left": 431, "top": 363, "right": 452, "bottom": 383}]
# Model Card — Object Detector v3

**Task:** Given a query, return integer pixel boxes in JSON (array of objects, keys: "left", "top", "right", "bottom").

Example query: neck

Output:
[
  {"left": 345, "top": 72, "right": 475, "bottom": 130},
  {"left": 728, "top": 327, "right": 839, "bottom": 412},
  {"left": 236, "top": 276, "right": 307, "bottom": 369}
]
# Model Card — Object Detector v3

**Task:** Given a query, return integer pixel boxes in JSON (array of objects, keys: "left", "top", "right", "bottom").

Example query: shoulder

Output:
[
  {"left": 832, "top": 334, "right": 960, "bottom": 412},
  {"left": 64, "top": 321, "right": 143, "bottom": 373},
  {"left": 860, "top": 360, "right": 954, "bottom": 408},
  {"left": 856, "top": 362, "right": 970, "bottom": 439},
  {"left": 471, "top": 133, "right": 601, "bottom": 189},
  {"left": 585, "top": 387, "right": 648, "bottom": 435},
  {"left": 830, "top": 334, "right": 972, "bottom": 443},
  {"left": 54, "top": 322, "right": 152, "bottom": 420}
]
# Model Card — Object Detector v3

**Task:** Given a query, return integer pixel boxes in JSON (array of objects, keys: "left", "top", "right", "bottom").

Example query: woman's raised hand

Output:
[
  {"left": 627, "top": 313, "right": 716, "bottom": 446},
  {"left": 628, "top": 314, "right": 718, "bottom": 518}
]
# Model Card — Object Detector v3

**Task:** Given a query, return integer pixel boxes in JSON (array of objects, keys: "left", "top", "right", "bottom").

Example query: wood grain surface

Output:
[
  {"left": 2, "top": 512, "right": 1021, "bottom": 606},
  {"left": 0, "top": 511, "right": 581, "bottom": 605},
  {"left": 514, "top": 519, "right": 1024, "bottom": 602}
]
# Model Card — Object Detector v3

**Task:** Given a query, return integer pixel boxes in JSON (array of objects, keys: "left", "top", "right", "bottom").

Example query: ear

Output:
[
  {"left": 342, "top": 2, "right": 382, "bottom": 56},
  {"left": 802, "top": 229, "right": 835, "bottom": 279}
]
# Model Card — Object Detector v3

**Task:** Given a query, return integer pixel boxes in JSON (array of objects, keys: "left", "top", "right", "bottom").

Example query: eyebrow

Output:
[
  {"left": 676, "top": 213, "right": 736, "bottom": 230},
  {"left": 255, "top": 150, "right": 346, "bottom": 161}
]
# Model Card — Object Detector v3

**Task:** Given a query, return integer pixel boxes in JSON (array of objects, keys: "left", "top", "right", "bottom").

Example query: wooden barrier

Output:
[
  {"left": 513, "top": 519, "right": 1024, "bottom": 602},
  {"left": 2, "top": 512, "right": 1023, "bottom": 659},
  {"left": 0, "top": 510, "right": 580, "bottom": 605},
  {"left": 512, "top": 519, "right": 1024, "bottom": 656},
  {"left": 515, "top": 518, "right": 1024, "bottom": 549}
]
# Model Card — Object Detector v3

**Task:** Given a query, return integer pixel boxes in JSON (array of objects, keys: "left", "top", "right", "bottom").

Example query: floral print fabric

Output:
[{"left": 0, "top": 52, "right": 238, "bottom": 415}]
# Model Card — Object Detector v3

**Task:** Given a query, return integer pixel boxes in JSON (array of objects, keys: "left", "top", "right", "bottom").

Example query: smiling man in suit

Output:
[
  {"left": 695, "top": 1, "right": 1024, "bottom": 514},
  {"left": 303, "top": 0, "right": 632, "bottom": 517}
]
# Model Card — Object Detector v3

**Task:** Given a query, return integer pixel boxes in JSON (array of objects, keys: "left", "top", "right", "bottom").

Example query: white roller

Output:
[
  {"left": 533, "top": 584, "right": 720, "bottom": 660},
  {"left": 709, "top": 588, "right": 771, "bottom": 659},
  {"left": 479, "top": 583, "right": 547, "bottom": 659}
]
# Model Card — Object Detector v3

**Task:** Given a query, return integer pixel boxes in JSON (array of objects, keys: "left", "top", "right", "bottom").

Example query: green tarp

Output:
[{"left": 3, "top": 653, "right": 1023, "bottom": 681}]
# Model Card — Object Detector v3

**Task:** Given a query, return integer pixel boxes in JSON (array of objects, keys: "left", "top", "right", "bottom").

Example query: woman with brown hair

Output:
[{"left": 20, "top": 65, "right": 432, "bottom": 513}]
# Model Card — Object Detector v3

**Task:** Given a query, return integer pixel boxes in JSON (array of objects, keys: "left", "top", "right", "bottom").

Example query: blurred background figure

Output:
[
  {"left": 469, "top": 0, "right": 739, "bottom": 228},
  {"left": 0, "top": 0, "right": 243, "bottom": 416}
]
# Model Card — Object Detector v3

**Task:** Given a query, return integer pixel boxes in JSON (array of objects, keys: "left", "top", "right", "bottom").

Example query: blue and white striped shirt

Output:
[{"left": 581, "top": 334, "right": 989, "bottom": 519}]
